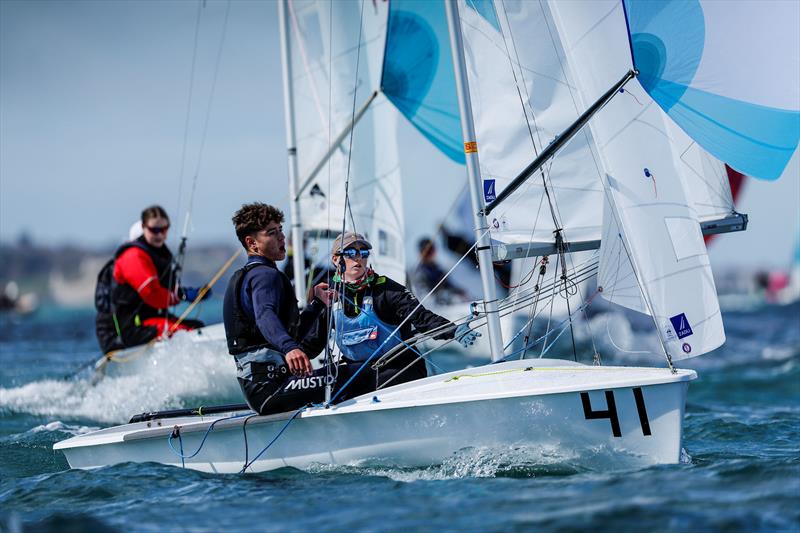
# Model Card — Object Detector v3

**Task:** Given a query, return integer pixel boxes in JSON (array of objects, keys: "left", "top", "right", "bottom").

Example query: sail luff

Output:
[
  {"left": 444, "top": 0, "right": 505, "bottom": 362},
  {"left": 278, "top": 0, "right": 307, "bottom": 304}
]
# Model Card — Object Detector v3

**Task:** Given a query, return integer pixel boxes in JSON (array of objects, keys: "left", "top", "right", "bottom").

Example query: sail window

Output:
[{"left": 663, "top": 217, "right": 705, "bottom": 262}]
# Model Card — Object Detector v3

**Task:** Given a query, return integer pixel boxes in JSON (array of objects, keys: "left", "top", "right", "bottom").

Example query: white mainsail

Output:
[
  {"left": 285, "top": 0, "right": 405, "bottom": 281},
  {"left": 456, "top": 0, "right": 605, "bottom": 249},
  {"left": 549, "top": 0, "right": 725, "bottom": 360}
]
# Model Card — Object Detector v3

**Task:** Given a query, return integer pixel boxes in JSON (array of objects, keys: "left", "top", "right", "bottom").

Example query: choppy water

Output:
[{"left": 1, "top": 303, "right": 798, "bottom": 531}]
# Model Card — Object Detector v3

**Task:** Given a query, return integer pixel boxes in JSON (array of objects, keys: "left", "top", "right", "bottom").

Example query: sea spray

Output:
[{"left": 0, "top": 331, "right": 240, "bottom": 424}]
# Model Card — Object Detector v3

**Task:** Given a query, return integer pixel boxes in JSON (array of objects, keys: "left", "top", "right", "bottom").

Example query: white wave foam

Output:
[
  {"left": 306, "top": 444, "right": 646, "bottom": 481},
  {"left": 4, "top": 421, "right": 99, "bottom": 441},
  {"left": 0, "top": 331, "right": 240, "bottom": 424}
]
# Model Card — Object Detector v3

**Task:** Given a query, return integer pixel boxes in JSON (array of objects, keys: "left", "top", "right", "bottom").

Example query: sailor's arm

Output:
[
  {"left": 295, "top": 284, "right": 335, "bottom": 358},
  {"left": 114, "top": 247, "right": 179, "bottom": 309},
  {"left": 249, "top": 269, "right": 301, "bottom": 355}
]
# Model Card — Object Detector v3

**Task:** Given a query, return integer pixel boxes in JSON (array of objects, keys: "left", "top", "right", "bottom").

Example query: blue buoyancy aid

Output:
[{"left": 333, "top": 295, "right": 405, "bottom": 363}]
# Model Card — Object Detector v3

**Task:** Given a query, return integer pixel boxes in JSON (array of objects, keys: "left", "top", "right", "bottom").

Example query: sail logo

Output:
[
  {"left": 669, "top": 313, "right": 693, "bottom": 339},
  {"left": 484, "top": 179, "right": 496, "bottom": 202}
]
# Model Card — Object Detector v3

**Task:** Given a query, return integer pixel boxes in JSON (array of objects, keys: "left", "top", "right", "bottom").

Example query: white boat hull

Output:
[
  {"left": 56, "top": 359, "right": 695, "bottom": 473},
  {"left": 92, "top": 323, "right": 229, "bottom": 380}
]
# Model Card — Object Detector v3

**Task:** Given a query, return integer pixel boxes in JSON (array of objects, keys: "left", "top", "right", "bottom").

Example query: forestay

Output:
[
  {"left": 549, "top": 0, "right": 725, "bottom": 360},
  {"left": 286, "top": 0, "right": 405, "bottom": 280}
]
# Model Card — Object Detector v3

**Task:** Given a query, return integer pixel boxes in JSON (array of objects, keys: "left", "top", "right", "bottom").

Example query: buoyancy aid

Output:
[
  {"left": 95, "top": 238, "right": 176, "bottom": 353},
  {"left": 333, "top": 290, "right": 405, "bottom": 363},
  {"left": 112, "top": 237, "right": 177, "bottom": 330},
  {"left": 223, "top": 260, "right": 300, "bottom": 356}
]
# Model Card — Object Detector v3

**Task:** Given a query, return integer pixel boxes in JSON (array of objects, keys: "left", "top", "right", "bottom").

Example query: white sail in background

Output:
[
  {"left": 286, "top": 0, "right": 405, "bottom": 280},
  {"left": 456, "top": 0, "right": 605, "bottom": 248},
  {"left": 549, "top": 0, "right": 724, "bottom": 360}
]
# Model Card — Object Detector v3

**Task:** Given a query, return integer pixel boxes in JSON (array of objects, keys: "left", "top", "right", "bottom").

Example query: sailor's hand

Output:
[
  {"left": 285, "top": 349, "right": 313, "bottom": 376},
  {"left": 455, "top": 323, "right": 481, "bottom": 348},
  {"left": 312, "top": 283, "right": 337, "bottom": 306}
]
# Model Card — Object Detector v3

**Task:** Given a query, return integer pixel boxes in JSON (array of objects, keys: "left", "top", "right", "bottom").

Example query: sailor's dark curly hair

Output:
[{"left": 232, "top": 202, "right": 284, "bottom": 249}]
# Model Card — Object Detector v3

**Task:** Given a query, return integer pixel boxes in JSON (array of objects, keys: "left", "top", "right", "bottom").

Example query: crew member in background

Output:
[
  {"left": 301, "top": 232, "right": 481, "bottom": 391},
  {"left": 95, "top": 205, "right": 208, "bottom": 354},
  {"left": 412, "top": 237, "right": 469, "bottom": 304}
]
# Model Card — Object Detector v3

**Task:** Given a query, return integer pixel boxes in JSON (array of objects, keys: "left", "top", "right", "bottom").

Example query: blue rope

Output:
[
  {"left": 500, "top": 316, "right": 574, "bottom": 361},
  {"left": 239, "top": 406, "right": 308, "bottom": 474},
  {"left": 178, "top": 430, "right": 185, "bottom": 469},
  {"left": 167, "top": 412, "right": 251, "bottom": 461},
  {"left": 498, "top": 296, "right": 593, "bottom": 363}
]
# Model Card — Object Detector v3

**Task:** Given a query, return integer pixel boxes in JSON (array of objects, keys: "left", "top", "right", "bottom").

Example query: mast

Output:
[
  {"left": 444, "top": 0, "right": 504, "bottom": 362},
  {"left": 278, "top": 0, "right": 307, "bottom": 305}
]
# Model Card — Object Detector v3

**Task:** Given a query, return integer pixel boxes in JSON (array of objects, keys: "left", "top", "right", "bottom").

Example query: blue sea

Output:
[{"left": 1, "top": 302, "right": 798, "bottom": 532}]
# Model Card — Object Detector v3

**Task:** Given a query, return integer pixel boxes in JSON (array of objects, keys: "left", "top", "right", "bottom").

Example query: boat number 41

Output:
[{"left": 580, "top": 388, "right": 652, "bottom": 438}]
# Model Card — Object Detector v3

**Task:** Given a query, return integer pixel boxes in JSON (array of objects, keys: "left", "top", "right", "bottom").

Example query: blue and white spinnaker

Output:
[{"left": 623, "top": 0, "right": 800, "bottom": 180}]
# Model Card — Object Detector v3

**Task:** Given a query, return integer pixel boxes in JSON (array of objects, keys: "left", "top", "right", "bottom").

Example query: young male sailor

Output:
[
  {"left": 95, "top": 205, "right": 207, "bottom": 354},
  {"left": 223, "top": 203, "right": 365, "bottom": 415},
  {"left": 301, "top": 232, "right": 481, "bottom": 389}
]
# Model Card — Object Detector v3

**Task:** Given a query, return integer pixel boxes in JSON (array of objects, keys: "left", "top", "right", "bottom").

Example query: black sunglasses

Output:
[{"left": 145, "top": 225, "right": 170, "bottom": 234}]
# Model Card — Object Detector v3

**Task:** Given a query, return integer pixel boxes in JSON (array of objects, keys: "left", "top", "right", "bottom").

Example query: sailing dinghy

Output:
[{"left": 55, "top": 0, "right": 799, "bottom": 472}]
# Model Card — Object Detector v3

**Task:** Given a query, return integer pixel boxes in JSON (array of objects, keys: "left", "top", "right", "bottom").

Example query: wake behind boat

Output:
[{"left": 55, "top": 358, "right": 694, "bottom": 472}]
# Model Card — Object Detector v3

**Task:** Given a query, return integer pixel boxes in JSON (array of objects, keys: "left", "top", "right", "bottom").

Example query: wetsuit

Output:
[
  {"left": 302, "top": 273, "right": 457, "bottom": 390},
  {"left": 96, "top": 237, "right": 203, "bottom": 353}
]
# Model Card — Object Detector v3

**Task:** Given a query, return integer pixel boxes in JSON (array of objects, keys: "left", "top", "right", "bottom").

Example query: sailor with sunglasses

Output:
[
  {"left": 300, "top": 232, "right": 480, "bottom": 390},
  {"left": 95, "top": 205, "right": 207, "bottom": 353}
]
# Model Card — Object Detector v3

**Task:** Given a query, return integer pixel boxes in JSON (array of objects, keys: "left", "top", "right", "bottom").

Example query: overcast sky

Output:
[{"left": 1, "top": 0, "right": 798, "bottom": 270}]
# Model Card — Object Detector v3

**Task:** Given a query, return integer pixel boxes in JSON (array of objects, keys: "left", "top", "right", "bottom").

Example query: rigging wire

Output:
[
  {"left": 166, "top": 0, "right": 232, "bottom": 338},
  {"left": 182, "top": 0, "right": 232, "bottom": 244},
  {"left": 323, "top": 0, "right": 366, "bottom": 396},
  {"left": 324, "top": 0, "right": 337, "bottom": 400},
  {"left": 174, "top": 0, "right": 204, "bottom": 234}
]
